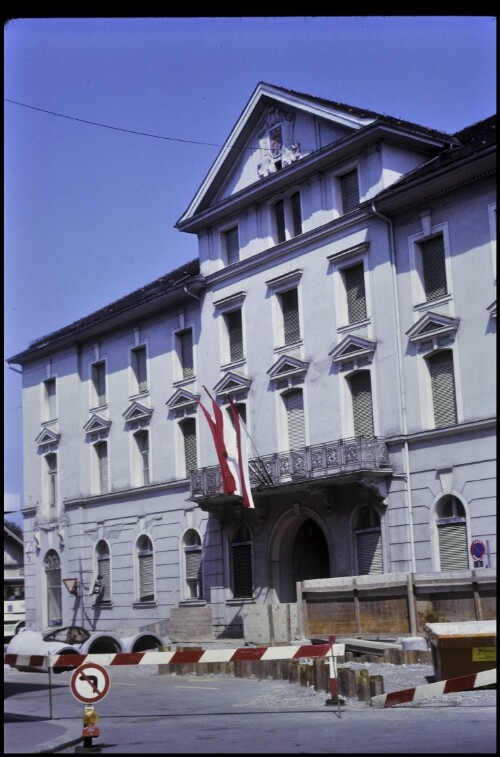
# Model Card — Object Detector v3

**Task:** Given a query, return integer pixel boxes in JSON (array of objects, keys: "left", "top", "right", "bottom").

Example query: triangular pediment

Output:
[
  {"left": 487, "top": 300, "right": 496, "bottom": 318},
  {"left": 83, "top": 413, "right": 112, "bottom": 434},
  {"left": 35, "top": 427, "right": 61, "bottom": 448},
  {"left": 213, "top": 371, "right": 252, "bottom": 399},
  {"left": 177, "top": 82, "right": 376, "bottom": 224},
  {"left": 267, "top": 354, "right": 309, "bottom": 383},
  {"left": 406, "top": 312, "right": 459, "bottom": 349},
  {"left": 329, "top": 336, "right": 377, "bottom": 369},
  {"left": 166, "top": 388, "right": 198, "bottom": 410},
  {"left": 122, "top": 400, "right": 153, "bottom": 423}
]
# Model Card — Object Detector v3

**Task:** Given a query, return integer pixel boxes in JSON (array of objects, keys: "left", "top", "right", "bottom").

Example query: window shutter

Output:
[
  {"left": 340, "top": 169, "right": 360, "bottom": 214},
  {"left": 179, "top": 330, "right": 194, "bottom": 379},
  {"left": 356, "top": 530, "right": 383, "bottom": 574},
  {"left": 438, "top": 522, "right": 469, "bottom": 570},
  {"left": 226, "top": 310, "right": 244, "bottom": 361},
  {"left": 344, "top": 263, "right": 367, "bottom": 323},
  {"left": 421, "top": 236, "right": 447, "bottom": 301},
  {"left": 135, "top": 348, "right": 147, "bottom": 393},
  {"left": 46, "top": 379, "right": 56, "bottom": 419},
  {"left": 291, "top": 192, "right": 302, "bottom": 236},
  {"left": 282, "top": 289, "right": 300, "bottom": 344},
  {"left": 97, "top": 556, "right": 111, "bottom": 601},
  {"left": 97, "top": 443, "right": 109, "bottom": 493},
  {"left": 94, "top": 363, "right": 106, "bottom": 406},
  {"left": 45, "top": 551, "right": 62, "bottom": 627},
  {"left": 139, "top": 553, "right": 154, "bottom": 600},
  {"left": 225, "top": 227, "right": 240, "bottom": 265},
  {"left": 429, "top": 351, "right": 457, "bottom": 427},
  {"left": 275, "top": 200, "right": 286, "bottom": 243},
  {"left": 185, "top": 549, "right": 202, "bottom": 581},
  {"left": 285, "top": 390, "right": 306, "bottom": 449},
  {"left": 182, "top": 420, "right": 197, "bottom": 473},
  {"left": 232, "top": 543, "right": 253, "bottom": 597},
  {"left": 350, "top": 372, "right": 374, "bottom": 437}
]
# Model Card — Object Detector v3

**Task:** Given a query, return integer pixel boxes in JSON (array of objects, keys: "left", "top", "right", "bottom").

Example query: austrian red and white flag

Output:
[{"left": 198, "top": 387, "right": 254, "bottom": 508}]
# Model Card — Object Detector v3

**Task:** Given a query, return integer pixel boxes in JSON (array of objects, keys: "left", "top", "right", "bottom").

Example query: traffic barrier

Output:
[{"left": 371, "top": 667, "right": 496, "bottom": 708}]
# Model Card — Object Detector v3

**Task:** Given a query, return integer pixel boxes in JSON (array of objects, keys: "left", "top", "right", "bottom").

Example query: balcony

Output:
[{"left": 190, "top": 436, "right": 391, "bottom": 503}]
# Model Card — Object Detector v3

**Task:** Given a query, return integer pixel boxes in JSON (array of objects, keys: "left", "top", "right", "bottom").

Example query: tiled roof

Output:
[
  {"left": 265, "top": 82, "right": 456, "bottom": 143},
  {"left": 12, "top": 258, "right": 201, "bottom": 358}
]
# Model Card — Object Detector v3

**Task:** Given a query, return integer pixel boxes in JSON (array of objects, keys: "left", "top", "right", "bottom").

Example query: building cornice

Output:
[{"left": 386, "top": 417, "right": 496, "bottom": 446}]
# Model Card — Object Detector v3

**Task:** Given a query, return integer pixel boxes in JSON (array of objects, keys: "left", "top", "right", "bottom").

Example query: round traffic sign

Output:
[
  {"left": 70, "top": 662, "right": 110, "bottom": 703},
  {"left": 470, "top": 539, "right": 486, "bottom": 560}
]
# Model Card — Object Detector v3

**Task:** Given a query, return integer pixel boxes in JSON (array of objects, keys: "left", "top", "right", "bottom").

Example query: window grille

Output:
[
  {"left": 420, "top": 236, "right": 447, "bottom": 301},
  {"left": 225, "top": 227, "right": 240, "bottom": 265},
  {"left": 44, "top": 550, "right": 62, "bottom": 627},
  {"left": 45, "top": 378, "right": 56, "bottom": 420},
  {"left": 231, "top": 526, "right": 253, "bottom": 598},
  {"left": 178, "top": 329, "right": 194, "bottom": 379},
  {"left": 281, "top": 288, "right": 300, "bottom": 344},
  {"left": 225, "top": 309, "right": 244, "bottom": 362},
  {"left": 181, "top": 419, "right": 197, "bottom": 473},
  {"left": 349, "top": 372, "right": 374, "bottom": 437},
  {"left": 274, "top": 200, "right": 286, "bottom": 243},
  {"left": 340, "top": 169, "right": 360, "bottom": 214},
  {"left": 344, "top": 263, "right": 367, "bottom": 323},
  {"left": 428, "top": 351, "right": 457, "bottom": 427},
  {"left": 290, "top": 192, "right": 302, "bottom": 237},
  {"left": 137, "top": 536, "right": 154, "bottom": 601},
  {"left": 95, "top": 441, "right": 109, "bottom": 494},
  {"left": 133, "top": 347, "right": 148, "bottom": 393},
  {"left": 285, "top": 389, "right": 306, "bottom": 449},
  {"left": 92, "top": 362, "right": 106, "bottom": 406},
  {"left": 96, "top": 541, "right": 111, "bottom": 602}
]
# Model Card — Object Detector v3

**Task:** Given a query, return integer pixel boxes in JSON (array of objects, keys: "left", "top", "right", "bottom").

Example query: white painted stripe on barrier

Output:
[
  {"left": 75, "top": 653, "right": 117, "bottom": 666},
  {"left": 476, "top": 669, "right": 496, "bottom": 687},
  {"left": 137, "top": 651, "right": 175, "bottom": 665},
  {"left": 197, "top": 649, "right": 235, "bottom": 663},
  {"left": 371, "top": 667, "right": 496, "bottom": 708},
  {"left": 261, "top": 646, "right": 302, "bottom": 660}
]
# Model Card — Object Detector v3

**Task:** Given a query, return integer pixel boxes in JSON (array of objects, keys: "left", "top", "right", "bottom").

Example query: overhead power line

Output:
[{"left": 5, "top": 98, "right": 227, "bottom": 148}]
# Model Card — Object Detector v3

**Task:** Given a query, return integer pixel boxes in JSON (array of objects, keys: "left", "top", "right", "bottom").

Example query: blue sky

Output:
[{"left": 4, "top": 16, "right": 496, "bottom": 526}]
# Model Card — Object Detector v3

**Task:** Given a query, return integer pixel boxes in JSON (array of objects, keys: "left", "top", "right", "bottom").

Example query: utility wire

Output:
[{"left": 5, "top": 98, "right": 226, "bottom": 147}]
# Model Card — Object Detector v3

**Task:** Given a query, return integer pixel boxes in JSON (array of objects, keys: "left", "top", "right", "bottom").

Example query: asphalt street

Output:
[{"left": 4, "top": 664, "right": 497, "bottom": 754}]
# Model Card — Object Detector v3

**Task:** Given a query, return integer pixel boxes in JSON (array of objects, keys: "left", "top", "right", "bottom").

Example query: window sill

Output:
[
  {"left": 226, "top": 598, "right": 255, "bottom": 606},
  {"left": 92, "top": 602, "right": 113, "bottom": 610},
  {"left": 413, "top": 293, "right": 452, "bottom": 311},
  {"left": 133, "top": 601, "right": 157, "bottom": 608},
  {"left": 179, "top": 599, "right": 206, "bottom": 607},
  {"left": 337, "top": 319, "right": 370, "bottom": 334}
]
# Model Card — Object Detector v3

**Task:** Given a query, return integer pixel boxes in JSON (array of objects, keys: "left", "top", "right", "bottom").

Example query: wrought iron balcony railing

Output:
[{"left": 190, "top": 436, "right": 391, "bottom": 501}]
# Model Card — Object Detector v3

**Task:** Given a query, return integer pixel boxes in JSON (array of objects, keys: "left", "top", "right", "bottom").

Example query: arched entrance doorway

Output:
[{"left": 272, "top": 514, "right": 331, "bottom": 603}]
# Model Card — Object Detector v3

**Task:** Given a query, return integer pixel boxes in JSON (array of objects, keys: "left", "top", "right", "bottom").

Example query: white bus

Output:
[{"left": 4, "top": 576, "right": 25, "bottom": 642}]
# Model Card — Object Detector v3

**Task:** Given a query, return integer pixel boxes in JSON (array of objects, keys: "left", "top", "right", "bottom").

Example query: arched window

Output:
[
  {"left": 44, "top": 549, "right": 62, "bottom": 627},
  {"left": 230, "top": 524, "right": 253, "bottom": 599},
  {"left": 136, "top": 535, "right": 155, "bottom": 602},
  {"left": 355, "top": 508, "right": 383, "bottom": 575},
  {"left": 436, "top": 496, "right": 469, "bottom": 570},
  {"left": 348, "top": 371, "right": 374, "bottom": 437},
  {"left": 182, "top": 530, "right": 203, "bottom": 600},
  {"left": 95, "top": 540, "right": 111, "bottom": 603}
]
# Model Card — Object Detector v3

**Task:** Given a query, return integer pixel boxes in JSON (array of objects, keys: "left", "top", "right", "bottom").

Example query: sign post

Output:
[{"left": 71, "top": 662, "right": 110, "bottom": 752}]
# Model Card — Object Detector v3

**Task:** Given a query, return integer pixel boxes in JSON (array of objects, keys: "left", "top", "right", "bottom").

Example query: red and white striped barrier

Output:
[
  {"left": 5, "top": 642, "right": 345, "bottom": 670},
  {"left": 371, "top": 667, "right": 496, "bottom": 708}
]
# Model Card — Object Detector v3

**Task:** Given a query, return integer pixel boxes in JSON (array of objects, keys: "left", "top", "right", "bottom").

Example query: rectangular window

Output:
[
  {"left": 178, "top": 329, "right": 194, "bottom": 379},
  {"left": 420, "top": 235, "right": 447, "bottom": 301},
  {"left": 349, "top": 372, "right": 374, "bottom": 437},
  {"left": 132, "top": 346, "right": 148, "bottom": 394},
  {"left": 181, "top": 419, "right": 197, "bottom": 474},
  {"left": 95, "top": 442, "right": 109, "bottom": 494},
  {"left": 225, "top": 309, "right": 244, "bottom": 362},
  {"left": 344, "top": 263, "right": 367, "bottom": 323},
  {"left": 274, "top": 200, "right": 286, "bottom": 243},
  {"left": 340, "top": 169, "right": 360, "bottom": 214},
  {"left": 281, "top": 288, "right": 300, "bottom": 345},
  {"left": 46, "top": 453, "right": 57, "bottom": 507},
  {"left": 224, "top": 226, "right": 240, "bottom": 266},
  {"left": 290, "top": 192, "right": 302, "bottom": 236},
  {"left": 135, "top": 431, "right": 150, "bottom": 486},
  {"left": 44, "top": 378, "right": 56, "bottom": 421},
  {"left": 92, "top": 362, "right": 106, "bottom": 406},
  {"left": 429, "top": 350, "right": 457, "bottom": 427}
]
